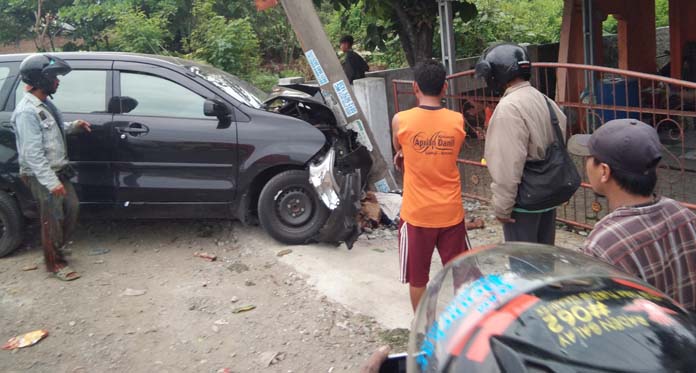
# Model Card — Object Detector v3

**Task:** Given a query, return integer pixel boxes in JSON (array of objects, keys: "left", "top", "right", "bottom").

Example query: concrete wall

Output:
[{"left": 353, "top": 77, "right": 394, "bottom": 173}]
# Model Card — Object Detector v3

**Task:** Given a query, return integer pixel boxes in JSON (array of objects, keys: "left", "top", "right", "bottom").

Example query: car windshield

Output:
[{"left": 187, "top": 63, "right": 267, "bottom": 109}]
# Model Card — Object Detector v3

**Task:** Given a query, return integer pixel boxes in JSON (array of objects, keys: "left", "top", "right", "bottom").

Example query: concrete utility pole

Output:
[
  {"left": 266, "top": 0, "right": 398, "bottom": 192},
  {"left": 438, "top": 0, "right": 458, "bottom": 110},
  {"left": 438, "top": 0, "right": 457, "bottom": 77}
]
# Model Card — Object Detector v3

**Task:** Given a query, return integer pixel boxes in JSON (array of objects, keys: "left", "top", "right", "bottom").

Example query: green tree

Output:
[
  {"left": 322, "top": 0, "right": 478, "bottom": 67},
  {"left": 456, "top": 0, "right": 564, "bottom": 57},
  {"left": 188, "top": 0, "right": 260, "bottom": 79},
  {"left": 60, "top": 0, "right": 190, "bottom": 52},
  {"left": 110, "top": 9, "right": 171, "bottom": 54},
  {"left": 0, "top": 0, "right": 71, "bottom": 51},
  {"left": 324, "top": 0, "right": 406, "bottom": 68}
]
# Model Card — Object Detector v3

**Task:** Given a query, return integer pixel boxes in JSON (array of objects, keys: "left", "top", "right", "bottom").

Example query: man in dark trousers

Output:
[
  {"left": 476, "top": 43, "right": 567, "bottom": 245},
  {"left": 340, "top": 35, "right": 369, "bottom": 84},
  {"left": 12, "top": 54, "right": 91, "bottom": 281}
]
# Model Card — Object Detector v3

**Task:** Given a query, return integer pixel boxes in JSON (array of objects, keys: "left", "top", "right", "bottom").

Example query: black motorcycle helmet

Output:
[
  {"left": 19, "top": 54, "right": 72, "bottom": 95},
  {"left": 475, "top": 43, "right": 531, "bottom": 95},
  {"left": 409, "top": 243, "right": 696, "bottom": 372}
]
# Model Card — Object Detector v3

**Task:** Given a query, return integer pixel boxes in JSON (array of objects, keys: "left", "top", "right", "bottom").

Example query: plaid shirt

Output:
[{"left": 582, "top": 197, "right": 696, "bottom": 311}]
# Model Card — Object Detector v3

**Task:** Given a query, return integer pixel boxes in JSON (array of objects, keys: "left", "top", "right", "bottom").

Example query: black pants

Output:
[
  {"left": 503, "top": 209, "right": 556, "bottom": 245},
  {"left": 503, "top": 209, "right": 556, "bottom": 274},
  {"left": 24, "top": 175, "right": 79, "bottom": 272}
]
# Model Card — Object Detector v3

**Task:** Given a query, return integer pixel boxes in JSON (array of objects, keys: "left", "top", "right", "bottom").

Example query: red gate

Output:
[{"left": 393, "top": 63, "right": 696, "bottom": 229}]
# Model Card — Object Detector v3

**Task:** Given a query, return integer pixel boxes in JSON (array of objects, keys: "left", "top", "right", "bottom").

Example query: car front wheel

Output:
[{"left": 258, "top": 170, "right": 330, "bottom": 245}]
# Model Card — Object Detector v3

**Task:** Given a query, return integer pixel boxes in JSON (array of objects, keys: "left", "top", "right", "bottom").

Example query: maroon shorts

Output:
[{"left": 398, "top": 219, "right": 470, "bottom": 287}]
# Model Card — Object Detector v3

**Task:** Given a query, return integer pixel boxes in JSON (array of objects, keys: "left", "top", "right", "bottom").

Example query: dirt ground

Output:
[{"left": 0, "top": 200, "right": 585, "bottom": 373}]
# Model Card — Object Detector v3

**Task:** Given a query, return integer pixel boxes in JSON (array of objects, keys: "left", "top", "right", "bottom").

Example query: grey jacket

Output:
[
  {"left": 484, "top": 82, "right": 568, "bottom": 218},
  {"left": 11, "top": 93, "right": 80, "bottom": 191}
]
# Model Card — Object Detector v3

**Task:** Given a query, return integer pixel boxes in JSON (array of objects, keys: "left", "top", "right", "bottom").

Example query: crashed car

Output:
[{"left": 0, "top": 52, "right": 372, "bottom": 257}]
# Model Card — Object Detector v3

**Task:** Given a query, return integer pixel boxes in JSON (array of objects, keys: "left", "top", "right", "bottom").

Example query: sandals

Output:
[{"left": 54, "top": 266, "right": 80, "bottom": 281}]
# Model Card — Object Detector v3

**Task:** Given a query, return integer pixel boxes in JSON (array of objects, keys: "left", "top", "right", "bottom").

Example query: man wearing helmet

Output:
[
  {"left": 475, "top": 43, "right": 567, "bottom": 245},
  {"left": 568, "top": 119, "right": 696, "bottom": 311},
  {"left": 12, "top": 54, "right": 91, "bottom": 281}
]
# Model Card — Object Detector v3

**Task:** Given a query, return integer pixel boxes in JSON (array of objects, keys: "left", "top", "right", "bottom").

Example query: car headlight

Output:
[{"left": 309, "top": 148, "right": 340, "bottom": 210}]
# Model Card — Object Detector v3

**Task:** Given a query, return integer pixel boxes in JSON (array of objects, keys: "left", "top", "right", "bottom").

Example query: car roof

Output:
[{"left": 0, "top": 51, "right": 197, "bottom": 70}]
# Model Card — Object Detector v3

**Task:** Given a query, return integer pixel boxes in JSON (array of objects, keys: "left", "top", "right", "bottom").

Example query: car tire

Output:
[
  {"left": 258, "top": 170, "right": 330, "bottom": 245},
  {"left": 0, "top": 191, "right": 24, "bottom": 257}
]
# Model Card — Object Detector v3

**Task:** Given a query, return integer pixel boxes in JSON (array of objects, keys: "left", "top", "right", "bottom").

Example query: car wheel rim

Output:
[{"left": 275, "top": 187, "right": 314, "bottom": 227}]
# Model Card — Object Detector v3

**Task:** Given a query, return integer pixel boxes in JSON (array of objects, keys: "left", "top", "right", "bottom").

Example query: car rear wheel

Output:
[
  {"left": 258, "top": 170, "right": 329, "bottom": 244},
  {"left": 0, "top": 191, "right": 24, "bottom": 257}
]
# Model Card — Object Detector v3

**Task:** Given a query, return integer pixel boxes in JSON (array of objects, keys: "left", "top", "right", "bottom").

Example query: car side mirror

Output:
[
  {"left": 204, "top": 98, "right": 230, "bottom": 118},
  {"left": 108, "top": 96, "right": 139, "bottom": 114}
]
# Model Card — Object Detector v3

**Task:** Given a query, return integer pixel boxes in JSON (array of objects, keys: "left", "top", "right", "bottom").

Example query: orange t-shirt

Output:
[{"left": 397, "top": 106, "right": 466, "bottom": 228}]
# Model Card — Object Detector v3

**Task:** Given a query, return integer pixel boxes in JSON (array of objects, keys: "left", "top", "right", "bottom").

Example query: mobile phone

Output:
[{"left": 379, "top": 352, "right": 407, "bottom": 373}]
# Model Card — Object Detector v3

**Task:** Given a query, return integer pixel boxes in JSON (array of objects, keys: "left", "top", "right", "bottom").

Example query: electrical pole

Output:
[{"left": 263, "top": 0, "right": 398, "bottom": 192}]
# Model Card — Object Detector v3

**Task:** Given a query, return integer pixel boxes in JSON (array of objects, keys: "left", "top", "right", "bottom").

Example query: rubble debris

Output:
[
  {"left": 374, "top": 192, "right": 402, "bottom": 222},
  {"left": 87, "top": 247, "right": 110, "bottom": 256},
  {"left": 371, "top": 248, "right": 385, "bottom": 253},
  {"left": 232, "top": 305, "right": 256, "bottom": 314},
  {"left": 194, "top": 252, "right": 217, "bottom": 262},
  {"left": 259, "top": 351, "right": 285, "bottom": 367},
  {"left": 464, "top": 200, "right": 481, "bottom": 213},
  {"left": 2, "top": 330, "right": 48, "bottom": 350},
  {"left": 244, "top": 280, "right": 256, "bottom": 286},
  {"left": 276, "top": 249, "right": 293, "bottom": 257},
  {"left": 360, "top": 192, "right": 382, "bottom": 226},
  {"left": 465, "top": 217, "right": 485, "bottom": 231},
  {"left": 21, "top": 265, "right": 38, "bottom": 271},
  {"left": 227, "top": 262, "right": 249, "bottom": 273},
  {"left": 120, "top": 288, "right": 147, "bottom": 297}
]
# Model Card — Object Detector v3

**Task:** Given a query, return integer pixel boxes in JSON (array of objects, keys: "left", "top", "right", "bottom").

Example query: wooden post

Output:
[{"left": 278, "top": 0, "right": 397, "bottom": 192}]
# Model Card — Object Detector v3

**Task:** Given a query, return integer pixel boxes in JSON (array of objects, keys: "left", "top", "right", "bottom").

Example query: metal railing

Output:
[{"left": 393, "top": 63, "right": 696, "bottom": 229}]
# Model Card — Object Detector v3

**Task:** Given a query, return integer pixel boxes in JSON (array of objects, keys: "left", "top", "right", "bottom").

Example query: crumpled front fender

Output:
[{"left": 309, "top": 148, "right": 362, "bottom": 249}]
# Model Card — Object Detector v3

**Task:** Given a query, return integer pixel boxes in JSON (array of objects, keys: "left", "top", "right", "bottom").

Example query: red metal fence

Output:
[{"left": 393, "top": 63, "right": 696, "bottom": 229}]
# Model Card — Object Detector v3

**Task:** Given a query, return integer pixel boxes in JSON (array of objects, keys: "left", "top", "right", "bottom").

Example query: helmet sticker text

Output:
[
  {"left": 535, "top": 289, "right": 665, "bottom": 348},
  {"left": 417, "top": 274, "right": 514, "bottom": 371}
]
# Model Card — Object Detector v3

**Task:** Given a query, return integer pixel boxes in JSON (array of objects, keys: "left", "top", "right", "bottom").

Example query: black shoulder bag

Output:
[{"left": 515, "top": 98, "right": 581, "bottom": 210}]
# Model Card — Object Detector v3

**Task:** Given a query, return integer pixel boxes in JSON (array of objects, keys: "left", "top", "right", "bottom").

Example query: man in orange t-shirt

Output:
[{"left": 392, "top": 60, "right": 470, "bottom": 311}]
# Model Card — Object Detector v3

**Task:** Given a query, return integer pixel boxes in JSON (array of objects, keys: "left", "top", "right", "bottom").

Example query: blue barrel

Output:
[{"left": 594, "top": 77, "right": 640, "bottom": 122}]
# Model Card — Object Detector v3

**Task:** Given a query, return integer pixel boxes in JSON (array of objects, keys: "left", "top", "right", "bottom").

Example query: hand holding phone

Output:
[{"left": 379, "top": 352, "right": 407, "bottom": 373}]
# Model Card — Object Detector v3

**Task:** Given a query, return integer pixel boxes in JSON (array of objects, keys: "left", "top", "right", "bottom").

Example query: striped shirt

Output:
[{"left": 582, "top": 197, "right": 696, "bottom": 311}]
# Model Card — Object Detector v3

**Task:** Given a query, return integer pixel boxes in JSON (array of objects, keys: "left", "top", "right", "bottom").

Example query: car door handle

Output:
[{"left": 118, "top": 123, "right": 149, "bottom": 138}]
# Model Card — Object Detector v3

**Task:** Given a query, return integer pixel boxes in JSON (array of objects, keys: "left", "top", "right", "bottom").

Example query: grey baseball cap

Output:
[{"left": 568, "top": 119, "right": 662, "bottom": 175}]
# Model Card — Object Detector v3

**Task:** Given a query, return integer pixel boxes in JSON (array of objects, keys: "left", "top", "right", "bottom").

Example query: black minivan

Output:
[{"left": 0, "top": 52, "right": 370, "bottom": 256}]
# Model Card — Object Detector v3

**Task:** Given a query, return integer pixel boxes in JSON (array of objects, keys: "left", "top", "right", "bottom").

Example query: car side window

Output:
[
  {"left": 0, "top": 66, "right": 11, "bottom": 88},
  {"left": 15, "top": 70, "right": 108, "bottom": 113},
  {"left": 120, "top": 72, "right": 207, "bottom": 119},
  {"left": 0, "top": 65, "right": 13, "bottom": 110}
]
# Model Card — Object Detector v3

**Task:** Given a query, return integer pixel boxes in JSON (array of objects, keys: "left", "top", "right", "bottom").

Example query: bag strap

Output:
[{"left": 544, "top": 96, "right": 566, "bottom": 149}]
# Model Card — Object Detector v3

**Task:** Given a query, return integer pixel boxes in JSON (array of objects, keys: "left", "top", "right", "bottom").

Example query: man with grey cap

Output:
[{"left": 568, "top": 118, "right": 696, "bottom": 311}]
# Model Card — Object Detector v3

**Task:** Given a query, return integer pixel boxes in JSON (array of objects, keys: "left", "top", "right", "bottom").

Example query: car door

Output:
[
  {"left": 10, "top": 60, "right": 115, "bottom": 205},
  {"left": 112, "top": 61, "right": 237, "bottom": 207}
]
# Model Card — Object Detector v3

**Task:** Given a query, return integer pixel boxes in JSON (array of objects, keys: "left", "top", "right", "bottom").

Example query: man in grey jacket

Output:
[
  {"left": 476, "top": 43, "right": 567, "bottom": 246},
  {"left": 12, "top": 54, "right": 91, "bottom": 281}
]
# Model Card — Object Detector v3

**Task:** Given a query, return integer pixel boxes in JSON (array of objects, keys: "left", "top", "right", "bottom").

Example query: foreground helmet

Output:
[
  {"left": 19, "top": 54, "right": 71, "bottom": 95},
  {"left": 475, "top": 43, "right": 531, "bottom": 95},
  {"left": 409, "top": 243, "right": 696, "bottom": 372}
]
